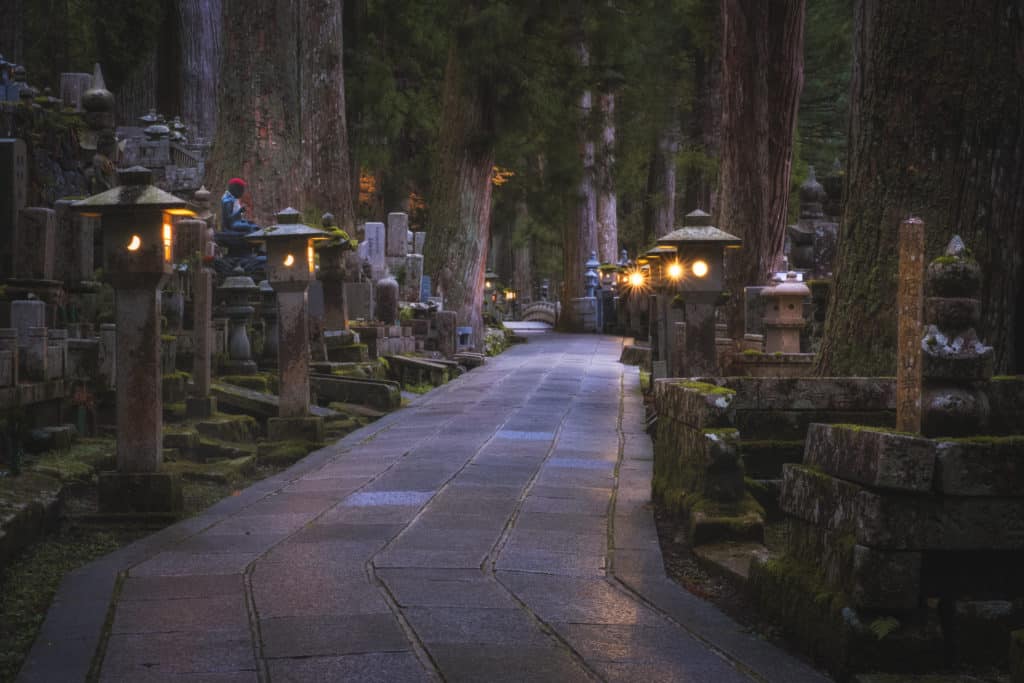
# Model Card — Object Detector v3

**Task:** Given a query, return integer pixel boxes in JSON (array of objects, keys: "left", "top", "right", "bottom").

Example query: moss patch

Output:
[
  {"left": 28, "top": 438, "right": 116, "bottom": 483},
  {"left": 674, "top": 380, "right": 736, "bottom": 397},
  {"left": 256, "top": 441, "right": 323, "bottom": 467}
]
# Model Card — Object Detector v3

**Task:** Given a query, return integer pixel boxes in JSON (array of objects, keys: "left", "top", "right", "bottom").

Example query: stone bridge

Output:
[{"left": 519, "top": 300, "right": 559, "bottom": 326}]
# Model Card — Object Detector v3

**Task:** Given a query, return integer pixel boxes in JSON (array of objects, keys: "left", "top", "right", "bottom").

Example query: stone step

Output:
[{"left": 692, "top": 541, "right": 769, "bottom": 584}]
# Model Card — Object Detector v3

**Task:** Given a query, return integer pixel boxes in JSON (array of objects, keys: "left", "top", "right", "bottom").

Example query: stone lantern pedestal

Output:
[
  {"left": 72, "top": 167, "right": 190, "bottom": 515},
  {"left": 248, "top": 209, "right": 327, "bottom": 443},
  {"left": 218, "top": 268, "right": 259, "bottom": 375}
]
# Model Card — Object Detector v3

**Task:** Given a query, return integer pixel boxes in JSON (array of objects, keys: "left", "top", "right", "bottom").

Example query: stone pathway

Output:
[{"left": 20, "top": 333, "right": 830, "bottom": 682}]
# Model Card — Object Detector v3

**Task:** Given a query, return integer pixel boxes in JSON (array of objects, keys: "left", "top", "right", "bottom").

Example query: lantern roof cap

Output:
[
  {"left": 220, "top": 267, "right": 259, "bottom": 292},
  {"left": 247, "top": 207, "right": 328, "bottom": 242},
  {"left": 643, "top": 245, "right": 677, "bottom": 259},
  {"left": 72, "top": 166, "right": 189, "bottom": 214},
  {"left": 656, "top": 209, "right": 742, "bottom": 248}
]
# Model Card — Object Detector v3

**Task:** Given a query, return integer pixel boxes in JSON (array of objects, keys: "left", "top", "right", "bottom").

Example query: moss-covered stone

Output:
[
  {"left": 163, "top": 456, "right": 256, "bottom": 485},
  {"left": 218, "top": 374, "right": 271, "bottom": 393},
  {"left": 195, "top": 414, "right": 260, "bottom": 443},
  {"left": 256, "top": 441, "right": 323, "bottom": 467}
]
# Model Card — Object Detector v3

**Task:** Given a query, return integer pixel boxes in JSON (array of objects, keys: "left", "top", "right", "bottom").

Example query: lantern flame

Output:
[
  {"left": 692, "top": 259, "right": 709, "bottom": 278},
  {"left": 126, "top": 234, "right": 142, "bottom": 251},
  {"left": 667, "top": 261, "right": 684, "bottom": 281},
  {"left": 284, "top": 253, "right": 296, "bottom": 267}
]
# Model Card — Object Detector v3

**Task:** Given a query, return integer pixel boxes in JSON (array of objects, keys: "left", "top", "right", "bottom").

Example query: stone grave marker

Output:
[{"left": 387, "top": 212, "right": 408, "bottom": 257}]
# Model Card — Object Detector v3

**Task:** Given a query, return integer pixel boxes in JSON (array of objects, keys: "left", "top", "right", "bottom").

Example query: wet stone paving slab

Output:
[{"left": 21, "top": 333, "right": 831, "bottom": 683}]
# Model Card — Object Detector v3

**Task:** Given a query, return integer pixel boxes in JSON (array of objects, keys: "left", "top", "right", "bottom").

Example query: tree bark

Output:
[
  {"left": 596, "top": 90, "right": 618, "bottom": 263},
  {"left": 817, "top": 0, "right": 1024, "bottom": 375},
  {"left": 512, "top": 199, "right": 533, "bottom": 300},
  {"left": 718, "top": 0, "right": 805, "bottom": 339},
  {"left": 178, "top": 0, "right": 222, "bottom": 141},
  {"left": 564, "top": 40, "right": 597, "bottom": 306},
  {"left": 299, "top": 0, "right": 356, "bottom": 232},
  {"left": 422, "top": 44, "right": 495, "bottom": 347},
  {"left": 205, "top": 0, "right": 302, "bottom": 222},
  {"left": 646, "top": 121, "right": 680, "bottom": 240}
]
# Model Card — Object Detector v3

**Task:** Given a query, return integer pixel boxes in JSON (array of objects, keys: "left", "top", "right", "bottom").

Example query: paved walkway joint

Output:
[{"left": 19, "top": 334, "right": 830, "bottom": 683}]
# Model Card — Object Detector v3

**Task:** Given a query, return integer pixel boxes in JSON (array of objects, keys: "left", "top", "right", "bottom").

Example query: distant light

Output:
[
  {"left": 485, "top": 281, "right": 492, "bottom": 289},
  {"left": 162, "top": 222, "right": 172, "bottom": 262},
  {"left": 692, "top": 260, "right": 709, "bottom": 278},
  {"left": 284, "top": 253, "right": 295, "bottom": 267},
  {"left": 628, "top": 271, "right": 645, "bottom": 288},
  {"left": 667, "top": 262, "right": 684, "bottom": 281},
  {"left": 127, "top": 234, "right": 142, "bottom": 251}
]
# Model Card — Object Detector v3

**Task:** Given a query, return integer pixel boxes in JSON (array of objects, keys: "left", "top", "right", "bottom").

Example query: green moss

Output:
[
  {"left": 160, "top": 334, "right": 177, "bottom": 343},
  {"left": 703, "top": 427, "right": 739, "bottom": 438},
  {"left": 639, "top": 370, "right": 651, "bottom": 392},
  {"left": 940, "top": 434, "right": 1024, "bottom": 446},
  {"left": 163, "top": 456, "right": 256, "bottom": 484},
  {"left": 405, "top": 382, "right": 433, "bottom": 395},
  {"left": 829, "top": 423, "right": 920, "bottom": 438},
  {"left": 219, "top": 374, "right": 270, "bottom": 393},
  {"left": 674, "top": 380, "right": 736, "bottom": 397},
  {"left": 741, "top": 349, "right": 763, "bottom": 356},
  {"left": 257, "top": 440, "right": 324, "bottom": 466},
  {"left": 163, "top": 370, "right": 191, "bottom": 383}
]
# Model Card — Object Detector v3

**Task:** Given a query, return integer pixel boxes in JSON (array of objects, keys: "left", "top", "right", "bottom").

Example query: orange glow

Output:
[
  {"left": 692, "top": 259, "right": 709, "bottom": 278},
  {"left": 307, "top": 244, "right": 316, "bottom": 273},
  {"left": 165, "top": 208, "right": 197, "bottom": 217},
  {"left": 162, "top": 222, "right": 172, "bottom": 262},
  {"left": 491, "top": 166, "right": 515, "bottom": 187},
  {"left": 126, "top": 234, "right": 142, "bottom": 251},
  {"left": 284, "top": 253, "right": 296, "bottom": 267},
  {"left": 666, "top": 261, "right": 684, "bottom": 281}
]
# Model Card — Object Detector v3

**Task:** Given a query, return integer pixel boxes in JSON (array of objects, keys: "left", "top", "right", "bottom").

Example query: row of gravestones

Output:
[{"left": 356, "top": 212, "right": 429, "bottom": 304}]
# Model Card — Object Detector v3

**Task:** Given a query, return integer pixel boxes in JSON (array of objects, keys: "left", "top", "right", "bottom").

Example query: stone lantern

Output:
[
  {"left": 761, "top": 271, "right": 810, "bottom": 353},
  {"left": 656, "top": 209, "right": 742, "bottom": 376},
  {"left": 72, "top": 166, "right": 195, "bottom": 514},
  {"left": 247, "top": 208, "right": 327, "bottom": 441},
  {"left": 217, "top": 267, "right": 259, "bottom": 374}
]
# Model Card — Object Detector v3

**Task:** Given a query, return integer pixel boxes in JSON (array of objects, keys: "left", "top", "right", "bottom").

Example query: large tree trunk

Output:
[
  {"left": 718, "top": 0, "right": 805, "bottom": 339},
  {"left": 207, "top": 0, "right": 355, "bottom": 228},
  {"left": 563, "top": 40, "right": 598, "bottom": 306},
  {"left": 206, "top": 0, "right": 302, "bottom": 222},
  {"left": 596, "top": 90, "right": 618, "bottom": 263},
  {"left": 178, "top": 0, "right": 222, "bottom": 141},
  {"left": 512, "top": 199, "right": 533, "bottom": 300},
  {"left": 645, "top": 122, "right": 680, "bottom": 241},
  {"left": 683, "top": 31, "right": 722, "bottom": 214},
  {"left": 299, "top": 0, "right": 356, "bottom": 232},
  {"left": 423, "top": 44, "right": 495, "bottom": 347},
  {"left": 0, "top": 0, "right": 24, "bottom": 63},
  {"left": 817, "top": 0, "right": 1024, "bottom": 375}
]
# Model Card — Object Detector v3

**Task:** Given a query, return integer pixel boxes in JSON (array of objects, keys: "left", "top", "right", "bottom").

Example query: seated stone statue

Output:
[{"left": 214, "top": 177, "right": 266, "bottom": 279}]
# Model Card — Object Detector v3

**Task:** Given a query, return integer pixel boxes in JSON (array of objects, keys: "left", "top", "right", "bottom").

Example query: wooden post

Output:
[{"left": 896, "top": 217, "right": 925, "bottom": 433}]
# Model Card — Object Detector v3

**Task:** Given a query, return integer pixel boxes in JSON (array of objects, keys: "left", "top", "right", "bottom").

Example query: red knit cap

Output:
[{"left": 228, "top": 177, "right": 247, "bottom": 189}]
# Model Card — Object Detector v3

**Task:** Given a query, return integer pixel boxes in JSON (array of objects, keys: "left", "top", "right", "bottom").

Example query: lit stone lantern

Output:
[
  {"left": 761, "top": 271, "right": 810, "bottom": 353},
  {"left": 72, "top": 166, "right": 195, "bottom": 514},
  {"left": 656, "top": 209, "right": 742, "bottom": 376},
  {"left": 247, "top": 208, "right": 327, "bottom": 441}
]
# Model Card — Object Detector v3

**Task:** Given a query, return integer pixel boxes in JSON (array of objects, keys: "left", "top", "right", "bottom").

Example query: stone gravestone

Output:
[
  {"left": 344, "top": 282, "right": 374, "bottom": 321},
  {"left": 414, "top": 232, "right": 426, "bottom": 255},
  {"left": 405, "top": 254, "right": 424, "bottom": 303},
  {"left": 364, "top": 222, "right": 386, "bottom": 280},
  {"left": 15, "top": 208, "right": 57, "bottom": 281},
  {"left": 420, "top": 275, "right": 432, "bottom": 303},
  {"left": 376, "top": 277, "right": 399, "bottom": 325},
  {"left": 54, "top": 199, "right": 97, "bottom": 285},
  {"left": 0, "top": 139, "right": 28, "bottom": 278},
  {"left": 386, "top": 212, "right": 408, "bottom": 257}
]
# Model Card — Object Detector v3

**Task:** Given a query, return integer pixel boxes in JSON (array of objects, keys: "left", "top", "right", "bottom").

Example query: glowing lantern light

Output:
[
  {"left": 127, "top": 234, "right": 142, "bottom": 251},
  {"left": 692, "top": 259, "right": 709, "bottom": 278},
  {"left": 667, "top": 261, "right": 684, "bottom": 281}
]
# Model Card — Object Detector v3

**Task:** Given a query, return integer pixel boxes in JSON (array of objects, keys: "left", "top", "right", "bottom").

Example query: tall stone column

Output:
[
  {"left": 114, "top": 288, "right": 162, "bottom": 473},
  {"left": 276, "top": 289, "right": 311, "bottom": 418}
]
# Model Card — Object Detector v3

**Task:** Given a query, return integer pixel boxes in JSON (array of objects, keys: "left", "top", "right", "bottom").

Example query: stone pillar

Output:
[
  {"left": 113, "top": 288, "right": 162, "bottom": 472},
  {"left": 405, "top": 253, "right": 424, "bottom": 303},
  {"left": 15, "top": 207, "right": 56, "bottom": 280},
  {"left": 438, "top": 310, "right": 457, "bottom": 358},
  {"left": 920, "top": 236, "right": 994, "bottom": 437},
  {"left": 0, "top": 329, "right": 19, "bottom": 386},
  {"left": 10, "top": 299, "right": 45, "bottom": 345},
  {"left": 386, "top": 212, "right": 408, "bottom": 257},
  {"left": 672, "top": 321, "right": 687, "bottom": 381},
  {"left": 187, "top": 265, "right": 216, "bottom": 418},
  {"left": 377, "top": 276, "right": 399, "bottom": 325},
  {"left": 318, "top": 245, "right": 349, "bottom": 330},
  {"left": 260, "top": 281, "right": 279, "bottom": 366},
  {"left": 682, "top": 300, "right": 717, "bottom": 377},
  {"left": 896, "top": 217, "right": 925, "bottom": 433},
  {"left": 414, "top": 232, "right": 426, "bottom": 255},
  {"left": 276, "top": 289, "right": 311, "bottom": 419}
]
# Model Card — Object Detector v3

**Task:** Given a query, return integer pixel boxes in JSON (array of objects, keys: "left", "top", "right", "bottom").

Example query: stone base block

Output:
[
  {"left": 747, "top": 555, "right": 945, "bottom": 680},
  {"left": 185, "top": 396, "right": 217, "bottom": 419},
  {"left": 851, "top": 545, "right": 921, "bottom": 610},
  {"left": 804, "top": 424, "right": 935, "bottom": 493},
  {"left": 328, "top": 343, "right": 369, "bottom": 363},
  {"left": 689, "top": 510, "right": 764, "bottom": 546},
  {"left": 268, "top": 416, "right": 324, "bottom": 442},
  {"left": 97, "top": 471, "right": 183, "bottom": 515}
]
